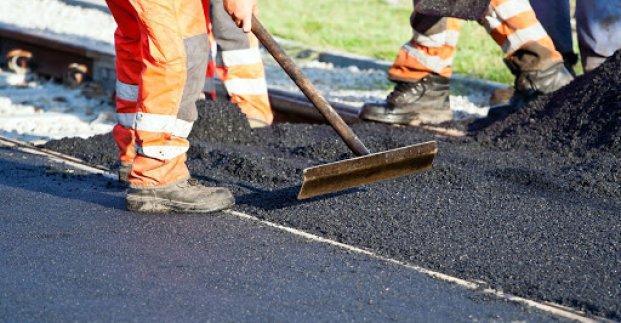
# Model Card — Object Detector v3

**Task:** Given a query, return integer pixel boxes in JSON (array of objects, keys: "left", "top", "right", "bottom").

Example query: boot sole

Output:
[
  {"left": 361, "top": 108, "right": 453, "bottom": 125},
  {"left": 126, "top": 195, "right": 235, "bottom": 214}
]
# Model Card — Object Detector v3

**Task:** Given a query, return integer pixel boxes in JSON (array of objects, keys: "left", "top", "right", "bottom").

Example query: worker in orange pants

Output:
[
  {"left": 205, "top": 0, "right": 274, "bottom": 128},
  {"left": 107, "top": 0, "right": 257, "bottom": 213},
  {"left": 361, "top": 0, "right": 574, "bottom": 125}
]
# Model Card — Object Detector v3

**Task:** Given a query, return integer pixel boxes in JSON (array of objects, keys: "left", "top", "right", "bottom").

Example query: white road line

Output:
[
  {"left": 0, "top": 137, "right": 116, "bottom": 181},
  {"left": 0, "top": 135, "right": 607, "bottom": 323},
  {"left": 226, "top": 210, "right": 602, "bottom": 323}
]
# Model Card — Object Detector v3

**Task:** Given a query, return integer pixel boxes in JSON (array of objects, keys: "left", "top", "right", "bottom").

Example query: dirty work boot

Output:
[
  {"left": 489, "top": 54, "right": 576, "bottom": 107},
  {"left": 361, "top": 74, "right": 451, "bottom": 125},
  {"left": 510, "top": 61, "right": 574, "bottom": 97},
  {"left": 118, "top": 162, "right": 132, "bottom": 185},
  {"left": 126, "top": 179, "right": 235, "bottom": 213},
  {"left": 489, "top": 61, "right": 574, "bottom": 118},
  {"left": 489, "top": 44, "right": 574, "bottom": 118}
]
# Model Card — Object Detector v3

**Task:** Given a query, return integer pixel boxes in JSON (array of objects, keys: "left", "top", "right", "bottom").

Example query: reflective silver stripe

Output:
[
  {"left": 116, "top": 80, "right": 139, "bottom": 102},
  {"left": 172, "top": 119, "right": 194, "bottom": 138},
  {"left": 204, "top": 76, "right": 216, "bottom": 93},
  {"left": 136, "top": 145, "right": 189, "bottom": 160},
  {"left": 402, "top": 42, "right": 453, "bottom": 73},
  {"left": 134, "top": 112, "right": 194, "bottom": 138},
  {"left": 211, "top": 39, "right": 218, "bottom": 61},
  {"left": 482, "top": 10, "right": 502, "bottom": 32},
  {"left": 224, "top": 78, "right": 268, "bottom": 95},
  {"left": 116, "top": 112, "right": 136, "bottom": 128},
  {"left": 502, "top": 23, "right": 547, "bottom": 54},
  {"left": 494, "top": 0, "right": 531, "bottom": 21},
  {"left": 221, "top": 48, "right": 262, "bottom": 66},
  {"left": 412, "top": 30, "right": 460, "bottom": 48}
]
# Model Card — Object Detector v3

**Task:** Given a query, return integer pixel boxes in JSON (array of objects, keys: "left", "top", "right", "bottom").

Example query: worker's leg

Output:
[
  {"left": 123, "top": 0, "right": 207, "bottom": 188},
  {"left": 481, "top": 0, "right": 572, "bottom": 97},
  {"left": 576, "top": 0, "right": 621, "bottom": 72},
  {"left": 106, "top": 0, "right": 140, "bottom": 183},
  {"left": 529, "top": 0, "right": 576, "bottom": 67},
  {"left": 107, "top": 0, "right": 233, "bottom": 212},
  {"left": 208, "top": 0, "right": 273, "bottom": 127},
  {"left": 361, "top": 10, "right": 462, "bottom": 125},
  {"left": 388, "top": 14, "right": 462, "bottom": 81}
]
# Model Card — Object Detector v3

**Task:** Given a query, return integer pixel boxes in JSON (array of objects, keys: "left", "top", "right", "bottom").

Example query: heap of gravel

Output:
[
  {"left": 477, "top": 50, "right": 621, "bottom": 157},
  {"left": 44, "top": 56, "right": 621, "bottom": 319}
]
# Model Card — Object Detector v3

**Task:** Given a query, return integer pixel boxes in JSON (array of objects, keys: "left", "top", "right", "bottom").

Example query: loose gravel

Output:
[{"left": 477, "top": 51, "right": 621, "bottom": 157}]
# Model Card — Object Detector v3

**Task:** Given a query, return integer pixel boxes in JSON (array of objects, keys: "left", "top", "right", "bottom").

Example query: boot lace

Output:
[{"left": 387, "top": 81, "right": 425, "bottom": 104}]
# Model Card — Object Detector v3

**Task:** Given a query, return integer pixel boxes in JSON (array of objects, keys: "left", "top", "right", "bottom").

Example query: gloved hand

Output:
[{"left": 223, "top": 0, "right": 258, "bottom": 32}]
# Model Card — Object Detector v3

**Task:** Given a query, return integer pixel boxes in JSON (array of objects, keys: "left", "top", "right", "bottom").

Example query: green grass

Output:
[
  {"left": 260, "top": 0, "right": 514, "bottom": 84},
  {"left": 452, "top": 22, "right": 512, "bottom": 83}
]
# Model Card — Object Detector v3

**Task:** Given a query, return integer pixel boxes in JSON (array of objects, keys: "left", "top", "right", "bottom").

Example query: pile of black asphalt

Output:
[{"left": 45, "top": 51, "right": 621, "bottom": 320}]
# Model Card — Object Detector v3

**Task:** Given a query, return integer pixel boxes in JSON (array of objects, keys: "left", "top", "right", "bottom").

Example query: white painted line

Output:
[
  {"left": 0, "top": 137, "right": 117, "bottom": 181},
  {"left": 225, "top": 210, "right": 603, "bottom": 323},
  {"left": 226, "top": 209, "right": 479, "bottom": 287},
  {"left": 0, "top": 135, "right": 607, "bottom": 323}
]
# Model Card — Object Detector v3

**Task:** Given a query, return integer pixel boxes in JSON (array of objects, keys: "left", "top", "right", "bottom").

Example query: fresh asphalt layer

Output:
[{"left": 0, "top": 145, "right": 567, "bottom": 322}]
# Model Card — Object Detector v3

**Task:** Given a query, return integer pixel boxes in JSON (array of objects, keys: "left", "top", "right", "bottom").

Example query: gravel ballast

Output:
[{"left": 45, "top": 52, "right": 621, "bottom": 320}]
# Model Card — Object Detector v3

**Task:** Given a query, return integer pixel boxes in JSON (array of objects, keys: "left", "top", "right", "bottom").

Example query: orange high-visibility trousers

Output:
[
  {"left": 107, "top": 0, "right": 211, "bottom": 187},
  {"left": 389, "top": 0, "right": 563, "bottom": 82},
  {"left": 204, "top": 0, "right": 273, "bottom": 125}
]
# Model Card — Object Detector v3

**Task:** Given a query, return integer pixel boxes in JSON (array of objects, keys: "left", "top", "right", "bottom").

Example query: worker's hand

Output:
[{"left": 223, "top": 0, "right": 258, "bottom": 33}]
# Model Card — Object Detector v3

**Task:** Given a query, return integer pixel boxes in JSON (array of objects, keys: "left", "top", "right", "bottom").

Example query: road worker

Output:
[
  {"left": 531, "top": 0, "right": 621, "bottom": 73},
  {"left": 205, "top": 0, "right": 274, "bottom": 128},
  {"left": 106, "top": 0, "right": 257, "bottom": 213},
  {"left": 361, "top": 0, "right": 574, "bottom": 125},
  {"left": 492, "top": 0, "right": 621, "bottom": 107}
]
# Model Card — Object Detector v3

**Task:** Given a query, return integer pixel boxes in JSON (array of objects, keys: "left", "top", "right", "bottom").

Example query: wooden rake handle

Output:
[{"left": 251, "top": 16, "right": 371, "bottom": 156}]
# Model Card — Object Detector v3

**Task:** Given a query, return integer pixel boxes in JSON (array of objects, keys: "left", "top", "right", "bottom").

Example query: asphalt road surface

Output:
[{"left": 0, "top": 145, "right": 565, "bottom": 322}]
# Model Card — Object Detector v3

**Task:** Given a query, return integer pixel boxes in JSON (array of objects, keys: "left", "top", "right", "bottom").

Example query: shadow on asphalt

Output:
[
  {"left": 192, "top": 173, "right": 363, "bottom": 211},
  {"left": 0, "top": 156, "right": 126, "bottom": 211},
  {"left": 236, "top": 187, "right": 364, "bottom": 211},
  {"left": 0, "top": 151, "right": 364, "bottom": 214}
]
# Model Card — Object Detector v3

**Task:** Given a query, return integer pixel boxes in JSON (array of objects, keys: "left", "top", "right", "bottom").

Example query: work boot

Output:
[
  {"left": 118, "top": 162, "right": 132, "bottom": 185},
  {"left": 489, "top": 44, "right": 574, "bottom": 118},
  {"left": 509, "top": 60, "right": 574, "bottom": 97},
  {"left": 361, "top": 74, "right": 452, "bottom": 125},
  {"left": 126, "top": 179, "right": 235, "bottom": 213}
]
